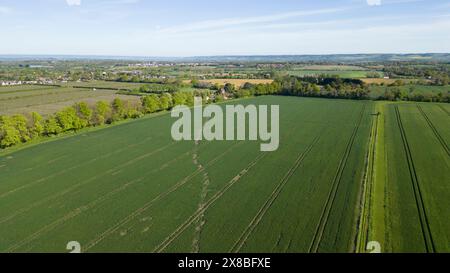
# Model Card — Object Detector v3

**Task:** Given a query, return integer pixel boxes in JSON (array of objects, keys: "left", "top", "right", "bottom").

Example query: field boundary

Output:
[
  {"left": 416, "top": 104, "right": 449, "bottom": 157},
  {"left": 308, "top": 104, "right": 366, "bottom": 253},
  {"left": 394, "top": 106, "right": 435, "bottom": 253}
]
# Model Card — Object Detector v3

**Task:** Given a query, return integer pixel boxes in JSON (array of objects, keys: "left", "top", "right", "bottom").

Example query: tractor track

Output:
[
  {"left": 230, "top": 134, "right": 322, "bottom": 253},
  {"left": 0, "top": 136, "right": 154, "bottom": 199},
  {"left": 0, "top": 141, "right": 174, "bottom": 224},
  {"left": 153, "top": 153, "right": 267, "bottom": 253},
  {"left": 416, "top": 104, "right": 449, "bottom": 157},
  {"left": 82, "top": 142, "right": 243, "bottom": 252},
  {"left": 437, "top": 104, "right": 450, "bottom": 116},
  {"left": 394, "top": 106, "right": 435, "bottom": 253},
  {"left": 308, "top": 104, "right": 366, "bottom": 253},
  {"left": 4, "top": 150, "right": 193, "bottom": 252}
]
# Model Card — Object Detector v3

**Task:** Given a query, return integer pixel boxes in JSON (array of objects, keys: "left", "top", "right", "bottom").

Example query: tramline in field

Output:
[{"left": 0, "top": 96, "right": 448, "bottom": 253}]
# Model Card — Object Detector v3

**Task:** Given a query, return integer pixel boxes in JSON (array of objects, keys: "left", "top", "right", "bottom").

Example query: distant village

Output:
[{"left": 0, "top": 79, "right": 58, "bottom": 86}]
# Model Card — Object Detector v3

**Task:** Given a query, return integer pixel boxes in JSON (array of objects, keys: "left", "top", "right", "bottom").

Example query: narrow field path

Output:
[
  {"left": 191, "top": 140, "right": 211, "bottom": 253},
  {"left": 355, "top": 110, "right": 379, "bottom": 252}
]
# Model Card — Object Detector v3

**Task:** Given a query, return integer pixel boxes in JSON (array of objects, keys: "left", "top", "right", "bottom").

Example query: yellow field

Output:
[
  {"left": 359, "top": 78, "right": 420, "bottom": 85},
  {"left": 191, "top": 79, "right": 274, "bottom": 88}
]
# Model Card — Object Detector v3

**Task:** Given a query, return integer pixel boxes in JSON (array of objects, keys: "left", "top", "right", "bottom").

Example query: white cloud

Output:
[
  {"left": 158, "top": 8, "right": 349, "bottom": 34},
  {"left": 66, "top": 0, "right": 81, "bottom": 6},
  {"left": 0, "top": 6, "right": 12, "bottom": 14},
  {"left": 367, "top": 0, "right": 382, "bottom": 6}
]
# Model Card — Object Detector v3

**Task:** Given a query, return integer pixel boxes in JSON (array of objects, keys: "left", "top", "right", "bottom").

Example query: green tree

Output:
[
  {"left": 111, "top": 98, "right": 126, "bottom": 121},
  {"left": 75, "top": 102, "right": 93, "bottom": 127},
  {"left": 159, "top": 93, "right": 173, "bottom": 110},
  {"left": 172, "top": 92, "right": 187, "bottom": 106},
  {"left": 0, "top": 116, "right": 21, "bottom": 148},
  {"left": 12, "top": 114, "right": 30, "bottom": 142},
  {"left": 127, "top": 109, "right": 144, "bottom": 119},
  {"left": 224, "top": 83, "right": 235, "bottom": 93},
  {"left": 141, "top": 94, "right": 161, "bottom": 113},
  {"left": 93, "top": 101, "right": 111, "bottom": 125},
  {"left": 44, "top": 116, "right": 62, "bottom": 136},
  {"left": 56, "top": 107, "right": 83, "bottom": 132},
  {"left": 29, "top": 112, "right": 44, "bottom": 138}
]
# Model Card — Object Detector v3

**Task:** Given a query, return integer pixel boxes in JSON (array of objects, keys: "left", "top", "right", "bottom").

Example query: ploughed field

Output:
[{"left": 0, "top": 96, "right": 448, "bottom": 253}]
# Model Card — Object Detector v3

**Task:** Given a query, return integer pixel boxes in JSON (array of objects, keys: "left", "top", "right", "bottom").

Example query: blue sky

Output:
[{"left": 0, "top": 0, "right": 449, "bottom": 56}]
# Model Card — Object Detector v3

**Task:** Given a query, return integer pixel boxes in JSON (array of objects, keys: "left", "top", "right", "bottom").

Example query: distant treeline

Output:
[
  {"left": 382, "top": 64, "right": 449, "bottom": 85},
  {"left": 233, "top": 76, "right": 449, "bottom": 103},
  {"left": 114, "top": 76, "right": 180, "bottom": 85},
  {"left": 137, "top": 83, "right": 180, "bottom": 94}
]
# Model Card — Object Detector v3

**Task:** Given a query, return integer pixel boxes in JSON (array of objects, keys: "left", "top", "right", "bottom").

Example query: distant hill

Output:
[{"left": 1, "top": 53, "right": 449, "bottom": 63}]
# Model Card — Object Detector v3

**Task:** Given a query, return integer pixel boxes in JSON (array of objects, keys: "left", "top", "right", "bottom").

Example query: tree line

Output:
[
  {"left": 233, "top": 76, "right": 449, "bottom": 103},
  {"left": 382, "top": 64, "right": 449, "bottom": 86},
  {"left": 0, "top": 91, "right": 200, "bottom": 149},
  {"left": 234, "top": 76, "right": 369, "bottom": 100}
]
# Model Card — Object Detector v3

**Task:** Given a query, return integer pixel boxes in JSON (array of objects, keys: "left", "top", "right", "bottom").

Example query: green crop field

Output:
[
  {"left": 0, "top": 96, "right": 448, "bottom": 253},
  {"left": 364, "top": 102, "right": 450, "bottom": 253}
]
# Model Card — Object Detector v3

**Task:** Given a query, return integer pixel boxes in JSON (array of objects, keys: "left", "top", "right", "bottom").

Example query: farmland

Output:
[
  {"left": 1, "top": 94, "right": 447, "bottom": 253},
  {"left": 363, "top": 102, "right": 450, "bottom": 253},
  {"left": 0, "top": 96, "right": 372, "bottom": 252},
  {"left": 0, "top": 57, "right": 449, "bottom": 254},
  {"left": 198, "top": 79, "right": 274, "bottom": 88}
]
